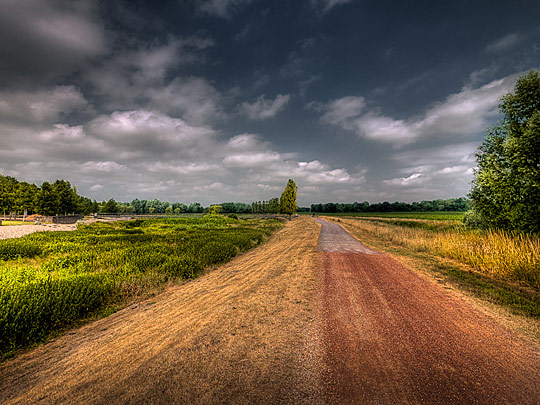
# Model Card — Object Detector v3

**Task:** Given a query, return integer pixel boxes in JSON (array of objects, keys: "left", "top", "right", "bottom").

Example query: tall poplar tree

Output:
[{"left": 279, "top": 179, "right": 297, "bottom": 217}]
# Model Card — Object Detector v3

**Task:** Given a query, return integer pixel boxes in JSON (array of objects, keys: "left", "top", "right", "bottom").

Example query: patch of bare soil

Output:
[
  {"left": 315, "top": 218, "right": 540, "bottom": 404},
  {"left": 0, "top": 224, "right": 77, "bottom": 240},
  {"left": 0, "top": 217, "right": 322, "bottom": 404}
]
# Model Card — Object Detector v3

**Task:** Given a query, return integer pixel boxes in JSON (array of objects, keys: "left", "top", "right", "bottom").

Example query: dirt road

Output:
[
  {"left": 0, "top": 217, "right": 322, "bottom": 404},
  {"left": 1, "top": 217, "right": 539, "bottom": 404},
  {"left": 315, "top": 218, "right": 540, "bottom": 404}
]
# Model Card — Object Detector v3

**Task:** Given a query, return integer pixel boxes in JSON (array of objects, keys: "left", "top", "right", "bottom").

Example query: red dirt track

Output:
[{"left": 315, "top": 218, "right": 540, "bottom": 404}]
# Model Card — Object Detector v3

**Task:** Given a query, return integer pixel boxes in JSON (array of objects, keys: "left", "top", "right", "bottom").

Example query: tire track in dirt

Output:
[{"left": 315, "top": 218, "right": 540, "bottom": 404}]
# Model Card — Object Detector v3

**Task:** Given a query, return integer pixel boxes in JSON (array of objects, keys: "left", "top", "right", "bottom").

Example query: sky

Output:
[{"left": 1, "top": 0, "right": 539, "bottom": 206}]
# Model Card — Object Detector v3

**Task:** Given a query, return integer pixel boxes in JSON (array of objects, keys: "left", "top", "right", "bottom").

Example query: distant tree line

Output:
[
  {"left": 249, "top": 179, "right": 299, "bottom": 216},
  {"left": 251, "top": 198, "right": 280, "bottom": 214},
  {"left": 0, "top": 175, "right": 98, "bottom": 217},
  {"left": 130, "top": 199, "right": 204, "bottom": 214},
  {"left": 0, "top": 175, "right": 208, "bottom": 217},
  {"left": 310, "top": 198, "right": 470, "bottom": 213}
]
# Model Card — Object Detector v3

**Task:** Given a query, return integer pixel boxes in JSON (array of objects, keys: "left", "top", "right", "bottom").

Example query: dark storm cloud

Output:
[
  {"left": 1, "top": 0, "right": 540, "bottom": 204},
  {"left": 0, "top": 0, "right": 106, "bottom": 88}
]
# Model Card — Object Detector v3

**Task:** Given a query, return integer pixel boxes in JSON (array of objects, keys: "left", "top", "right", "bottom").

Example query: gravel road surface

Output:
[{"left": 315, "top": 218, "right": 540, "bottom": 404}]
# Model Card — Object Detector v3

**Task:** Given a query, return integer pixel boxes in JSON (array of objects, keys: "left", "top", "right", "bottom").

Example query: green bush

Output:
[{"left": 0, "top": 239, "right": 42, "bottom": 261}]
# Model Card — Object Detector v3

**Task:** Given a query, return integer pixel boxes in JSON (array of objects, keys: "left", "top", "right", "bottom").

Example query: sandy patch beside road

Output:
[{"left": 0, "top": 224, "right": 77, "bottom": 240}]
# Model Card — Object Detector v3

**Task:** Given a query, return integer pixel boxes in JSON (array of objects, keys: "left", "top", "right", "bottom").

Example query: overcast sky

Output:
[{"left": 1, "top": 0, "right": 539, "bottom": 205}]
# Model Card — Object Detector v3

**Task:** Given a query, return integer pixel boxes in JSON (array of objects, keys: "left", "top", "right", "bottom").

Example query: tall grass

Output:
[
  {"left": 340, "top": 217, "right": 540, "bottom": 289},
  {"left": 0, "top": 216, "right": 281, "bottom": 356},
  {"left": 432, "top": 230, "right": 540, "bottom": 288}
]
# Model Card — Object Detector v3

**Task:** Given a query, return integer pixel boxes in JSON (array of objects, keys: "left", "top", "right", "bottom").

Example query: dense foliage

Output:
[
  {"left": 251, "top": 198, "right": 280, "bottom": 214},
  {"left": 311, "top": 198, "right": 470, "bottom": 213},
  {"left": 468, "top": 70, "right": 540, "bottom": 233},
  {"left": 0, "top": 174, "right": 213, "bottom": 216},
  {"left": 0, "top": 216, "right": 281, "bottom": 356},
  {"left": 280, "top": 179, "right": 297, "bottom": 216},
  {"left": 0, "top": 175, "right": 96, "bottom": 217}
]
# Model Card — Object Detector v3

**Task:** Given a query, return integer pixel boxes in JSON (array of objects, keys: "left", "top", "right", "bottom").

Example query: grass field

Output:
[
  {"left": 334, "top": 216, "right": 540, "bottom": 319},
  {"left": 0, "top": 215, "right": 282, "bottom": 357},
  {"left": 314, "top": 211, "right": 465, "bottom": 221},
  {"left": 0, "top": 221, "right": 35, "bottom": 226}
]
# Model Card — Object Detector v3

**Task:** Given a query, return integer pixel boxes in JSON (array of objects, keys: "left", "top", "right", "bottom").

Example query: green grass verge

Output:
[
  {"left": 0, "top": 215, "right": 283, "bottom": 358},
  {"left": 0, "top": 220, "right": 36, "bottom": 226}
]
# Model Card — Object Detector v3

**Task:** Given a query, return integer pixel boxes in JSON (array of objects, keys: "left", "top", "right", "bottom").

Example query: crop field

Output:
[{"left": 0, "top": 216, "right": 281, "bottom": 356}]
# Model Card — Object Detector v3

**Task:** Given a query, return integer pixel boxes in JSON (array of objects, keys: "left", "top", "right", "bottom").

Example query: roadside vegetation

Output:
[
  {"left": 334, "top": 215, "right": 540, "bottom": 318},
  {"left": 467, "top": 70, "right": 540, "bottom": 233},
  {"left": 0, "top": 216, "right": 282, "bottom": 358},
  {"left": 315, "top": 211, "right": 465, "bottom": 221}
]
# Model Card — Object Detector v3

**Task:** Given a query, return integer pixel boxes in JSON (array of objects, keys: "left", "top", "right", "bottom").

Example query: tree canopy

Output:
[
  {"left": 467, "top": 70, "right": 540, "bottom": 233},
  {"left": 279, "top": 179, "right": 297, "bottom": 216}
]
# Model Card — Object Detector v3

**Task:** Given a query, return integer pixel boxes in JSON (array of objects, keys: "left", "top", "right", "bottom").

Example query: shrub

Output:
[{"left": 0, "top": 239, "right": 42, "bottom": 261}]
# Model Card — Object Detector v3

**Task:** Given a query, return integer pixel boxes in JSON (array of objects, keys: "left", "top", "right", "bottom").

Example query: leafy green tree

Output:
[
  {"left": 77, "top": 196, "right": 95, "bottom": 215},
  {"left": 208, "top": 205, "right": 222, "bottom": 215},
  {"left": 279, "top": 179, "right": 297, "bottom": 217},
  {"left": 188, "top": 202, "right": 203, "bottom": 213},
  {"left": 468, "top": 70, "right": 540, "bottom": 233},
  {"left": 53, "top": 180, "right": 77, "bottom": 215},
  {"left": 268, "top": 198, "right": 280, "bottom": 214},
  {"left": 172, "top": 202, "right": 188, "bottom": 213},
  {"left": 165, "top": 206, "right": 173, "bottom": 215},
  {"left": 16, "top": 182, "right": 38, "bottom": 217},
  {"left": 0, "top": 175, "right": 18, "bottom": 216},
  {"left": 35, "top": 182, "right": 59, "bottom": 216},
  {"left": 102, "top": 199, "right": 119, "bottom": 213}
]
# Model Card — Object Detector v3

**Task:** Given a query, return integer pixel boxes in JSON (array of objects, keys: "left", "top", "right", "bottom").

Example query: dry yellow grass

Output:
[
  {"left": 0, "top": 217, "right": 323, "bottom": 404},
  {"left": 334, "top": 217, "right": 540, "bottom": 289}
]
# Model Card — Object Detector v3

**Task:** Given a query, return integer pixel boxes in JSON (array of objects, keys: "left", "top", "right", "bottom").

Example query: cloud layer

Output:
[
  {"left": 1, "top": 1, "right": 538, "bottom": 205},
  {"left": 318, "top": 75, "right": 518, "bottom": 145}
]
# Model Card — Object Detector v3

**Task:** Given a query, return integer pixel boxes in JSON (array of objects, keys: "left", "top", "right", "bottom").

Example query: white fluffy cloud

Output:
[
  {"left": 0, "top": 86, "right": 88, "bottom": 124},
  {"left": 318, "top": 73, "right": 520, "bottom": 145},
  {"left": 373, "top": 142, "right": 479, "bottom": 200},
  {"left": 0, "top": 108, "right": 357, "bottom": 204},
  {"left": 85, "top": 36, "right": 222, "bottom": 125},
  {"left": 240, "top": 94, "right": 291, "bottom": 120},
  {"left": 320, "top": 96, "right": 365, "bottom": 125}
]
